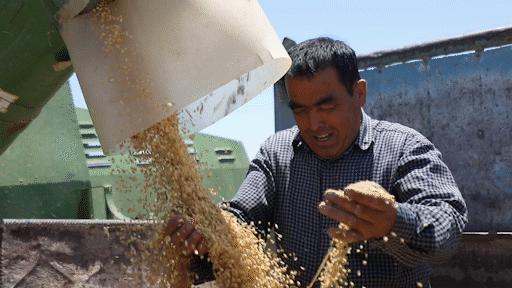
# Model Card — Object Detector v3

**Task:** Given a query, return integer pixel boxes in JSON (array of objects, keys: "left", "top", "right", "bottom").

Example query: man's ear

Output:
[{"left": 353, "top": 79, "right": 367, "bottom": 107}]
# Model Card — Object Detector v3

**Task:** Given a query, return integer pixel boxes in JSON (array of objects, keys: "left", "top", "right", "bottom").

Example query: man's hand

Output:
[
  {"left": 319, "top": 181, "right": 397, "bottom": 243},
  {"left": 165, "top": 214, "right": 208, "bottom": 256}
]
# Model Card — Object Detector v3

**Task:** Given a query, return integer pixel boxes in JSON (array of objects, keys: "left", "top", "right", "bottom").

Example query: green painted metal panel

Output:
[
  {"left": 190, "top": 133, "right": 250, "bottom": 203},
  {"left": 0, "top": 83, "right": 90, "bottom": 218},
  {"left": 75, "top": 108, "right": 250, "bottom": 219},
  {"left": 0, "top": 0, "right": 74, "bottom": 155}
]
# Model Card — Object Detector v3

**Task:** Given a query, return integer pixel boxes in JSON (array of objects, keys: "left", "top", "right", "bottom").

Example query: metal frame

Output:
[{"left": 357, "top": 26, "right": 512, "bottom": 69}]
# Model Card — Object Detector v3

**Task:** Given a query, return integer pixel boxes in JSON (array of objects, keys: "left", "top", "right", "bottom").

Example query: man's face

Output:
[{"left": 286, "top": 67, "right": 366, "bottom": 160}]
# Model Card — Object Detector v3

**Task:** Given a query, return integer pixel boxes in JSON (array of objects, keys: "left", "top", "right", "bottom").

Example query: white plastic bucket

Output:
[{"left": 59, "top": 0, "right": 291, "bottom": 153}]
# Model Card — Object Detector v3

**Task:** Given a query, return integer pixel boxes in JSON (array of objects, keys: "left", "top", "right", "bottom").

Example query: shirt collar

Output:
[
  {"left": 291, "top": 108, "right": 374, "bottom": 151},
  {"left": 291, "top": 126, "right": 303, "bottom": 149},
  {"left": 356, "top": 109, "right": 374, "bottom": 151}
]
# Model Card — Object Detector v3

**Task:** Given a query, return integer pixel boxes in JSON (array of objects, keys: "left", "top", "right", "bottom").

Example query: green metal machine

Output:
[
  {"left": 0, "top": 1, "right": 251, "bottom": 220},
  {"left": 0, "top": 83, "right": 90, "bottom": 219},
  {"left": 0, "top": 82, "right": 250, "bottom": 219},
  {"left": 0, "top": 1, "right": 75, "bottom": 155},
  {"left": 76, "top": 106, "right": 249, "bottom": 220}
]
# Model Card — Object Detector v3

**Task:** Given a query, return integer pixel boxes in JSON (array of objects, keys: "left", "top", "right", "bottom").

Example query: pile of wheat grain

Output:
[
  {"left": 92, "top": 2, "right": 297, "bottom": 286},
  {"left": 130, "top": 115, "right": 296, "bottom": 287},
  {"left": 314, "top": 182, "right": 396, "bottom": 288}
]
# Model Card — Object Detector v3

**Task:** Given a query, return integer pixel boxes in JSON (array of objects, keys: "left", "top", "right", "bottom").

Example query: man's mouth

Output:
[{"left": 314, "top": 133, "right": 331, "bottom": 142}]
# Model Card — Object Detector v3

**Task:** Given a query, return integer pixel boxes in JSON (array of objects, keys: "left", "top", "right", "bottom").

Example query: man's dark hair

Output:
[{"left": 286, "top": 37, "right": 361, "bottom": 95}]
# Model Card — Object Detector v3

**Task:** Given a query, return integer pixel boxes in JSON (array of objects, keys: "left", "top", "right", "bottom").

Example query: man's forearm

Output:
[{"left": 377, "top": 201, "right": 466, "bottom": 267}]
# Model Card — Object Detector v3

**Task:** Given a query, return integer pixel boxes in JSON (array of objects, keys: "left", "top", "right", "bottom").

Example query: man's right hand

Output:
[{"left": 165, "top": 215, "right": 208, "bottom": 256}]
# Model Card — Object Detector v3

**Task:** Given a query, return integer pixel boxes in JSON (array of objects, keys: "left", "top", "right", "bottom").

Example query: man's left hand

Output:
[{"left": 319, "top": 181, "right": 397, "bottom": 243}]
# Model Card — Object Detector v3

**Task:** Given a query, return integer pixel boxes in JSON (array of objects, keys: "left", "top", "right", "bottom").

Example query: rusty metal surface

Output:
[
  {"left": 0, "top": 219, "right": 150, "bottom": 288},
  {"left": 431, "top": 232, "right": 512, "bottom": 287},
  {"left": 2, "top": 221, "right": 509, "bottom": 287},
  {"left": 358, "top": 26, "right": 512, "bottom": 69},
  {"left": 362, "top": 45, "right": 512, "bottom": 232},
  {"left": 0, "top": 220, "right": 217, "bottom": 287}
]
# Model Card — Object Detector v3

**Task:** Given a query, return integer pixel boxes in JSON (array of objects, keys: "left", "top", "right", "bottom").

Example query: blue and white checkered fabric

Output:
[{"left": 193, "top": 110, "right": 467, "bottom": 288}]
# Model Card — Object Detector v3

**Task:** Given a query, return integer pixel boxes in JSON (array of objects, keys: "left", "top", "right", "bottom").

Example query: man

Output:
[{"left": 167, "top": 37, "right": 468, "bottom": 287}]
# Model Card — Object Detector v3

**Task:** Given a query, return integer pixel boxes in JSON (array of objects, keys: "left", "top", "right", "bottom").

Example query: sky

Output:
[{"left": 70, "top": 0, "right": 512, "bottom": 159}]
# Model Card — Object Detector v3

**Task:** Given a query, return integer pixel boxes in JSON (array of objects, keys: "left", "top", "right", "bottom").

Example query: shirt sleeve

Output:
[
  {"left": 379, "top": 132, "right": 468, "bottom": 267},
  {"left": 190, "top": 140, "right": 278, "bottom": 283},
  {"left": 224, "top": 139, "right": 278, "bottom": 237}
]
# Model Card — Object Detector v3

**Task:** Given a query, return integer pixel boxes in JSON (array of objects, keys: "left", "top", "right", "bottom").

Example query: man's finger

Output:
[
  {"left": 327, "top": 227, "right": 363, "bottom": 243},
  {"left": 166, "top": 215, "right": 185, "bottom": 236},
  {"left": 319, "top": 201, "right": 373, "bottom": 233},
  {"left": 170, "top": 222, "right": 195, "bottom": 248},
  {"left": 319, "top": 200, "right": 354, "bottom": 224},
  {"left": 323, "top": 190, "right": 350, "bottom": 207},
  {"left": 324, "top": 193, "right": 382, "bottom": 224},
  {"left": 196, "top": 239, "right": 208, "bottom": 256},
  {"left": 185, "top": 230, "right": 203, "bottom": 255},
  {"left": 344, "top": 188, "right": 395, "bottom": 211}
]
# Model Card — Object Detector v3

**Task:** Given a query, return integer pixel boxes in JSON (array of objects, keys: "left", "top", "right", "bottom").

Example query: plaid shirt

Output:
[{"left": 194, "top": 110, "right": 467, "bottom": 287}]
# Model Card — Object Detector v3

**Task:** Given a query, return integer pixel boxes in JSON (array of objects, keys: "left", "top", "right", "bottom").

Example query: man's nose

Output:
[{"left": 308, "top": 110, "right": 325, "bottom": 131}]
